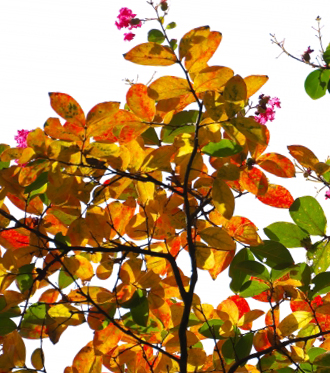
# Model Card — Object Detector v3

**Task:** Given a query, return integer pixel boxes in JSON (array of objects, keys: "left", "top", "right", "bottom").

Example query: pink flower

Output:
[
  {"left": 325, "top": 190, "right": 330, "bottom": 199},
  {"left": 15, "top": 129, "right": 31, "bottom": 149},
  {"left": 254, "top": 95, "right": 281, "bottom": 125},
  {"left": 124, "top": 32, "right": 135, "bottom": 41},
  {"left": 115, "top": 7, "right": 142, "bottom": 30}
]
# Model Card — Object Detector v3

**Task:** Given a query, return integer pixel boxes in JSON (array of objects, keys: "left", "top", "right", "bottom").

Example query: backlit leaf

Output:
[
  {"left": 244, "top": 75, "right": 269, "bottom": 98},
  {"left": 126, "top": 84, "right": 156, "bottom": 122},
  {"left": 305, "top": 69, "right": 330, "bottom": 100},
  {"left": 287, "top": 145, "right": 319, "bottom": 169},
  {"left": 278, "top": 311, "right": 313, "bottom": 337},
  {"left": 240, "top": 167, "right": 268, "bottom": 196},
  {"left": 257, "top": 153, "right": 295, "bottom": 178},
  {"left": 212, "top": 177, "right": 235, "bottom": 219},
  {"left": 257, "top": 184, "right": 294, "bottom": 208},
  {"left": 202, "top": 139, "right": 242, "bottom": 158},
  {"left": 148, "top": 76, "right": 191, "bottom": 101},
  {"left": 194, "top": 66, "right": 234, "bottom": 93},
  {"left": 200, "top": 226, "right": 236, "bottom": 251},
  {"left": 264, "top": 222, "right": 311, "bottom": 248},
  {"left": 250, "top": 240, "right": 294, "bottom": 268},
  {"left": 123, "top": 42, "right": 177, "bottom": 66},
  {"left": 49, "top": 92, "right": 85, "bottom": 127}
]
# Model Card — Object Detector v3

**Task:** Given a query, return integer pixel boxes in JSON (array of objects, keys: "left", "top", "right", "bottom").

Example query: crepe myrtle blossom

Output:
[
  {"left": 302, "top": 46, "right": 314, "bottom": 62},
  {"left": 115, "top": 8, "right": 142, "bottom": 41},
  {"left": 325, "top": 189, "right": 330, "bottom": 200},
  {"left": 254, "top": 94, "right": 281, "bottom": 125},
  {"left": 15, "top": 129, "right": 31, "bottom": 149}
]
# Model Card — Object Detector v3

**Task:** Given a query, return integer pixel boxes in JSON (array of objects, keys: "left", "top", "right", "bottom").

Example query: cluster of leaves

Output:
[
  {"left": 271, "top": 17, "right": 330, "bottom": 100},
  {"left": 1, "top": 5, "right": 330, "bottom": 373}
]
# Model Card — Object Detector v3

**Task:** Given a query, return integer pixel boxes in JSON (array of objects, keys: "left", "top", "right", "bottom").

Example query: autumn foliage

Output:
[{"left": 2, "top": 3, "right": 330, "bottom": 373}]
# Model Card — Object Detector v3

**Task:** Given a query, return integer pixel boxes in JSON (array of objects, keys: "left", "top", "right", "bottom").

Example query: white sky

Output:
[{"left": 1, "top": 0, "right": 330, "bottom": 371}]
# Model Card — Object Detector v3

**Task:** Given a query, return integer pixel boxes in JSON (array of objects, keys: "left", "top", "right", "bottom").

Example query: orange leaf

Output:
[
  {"left": 208, "top": 249, "right": 235, "bottom": 280},
  {"left": 224, "top": 216, "right": 262, "bottom": 246},
  {"left": 247, "top": 125, "right": 270, "bottom": 159},
  {"left": 31, "top": 348, "right": 44, "bottom": 370},
  {"left": 126, "top": 84, "right": 156, "bottom": 122},
  {"left": 0, "top": 228, "right": 29, "bottom": 250},
  {"left": 287, "top": 144, "right": 319, "bottom": 169},
  {"left": 256, "top": 183, "right": 294, "bottom": 208},
  {"left": 194, "top": 66, "right": 234, "bottom": 93},
  {"left": 72, "top": 341, "right": 102, "bottom": 373},
  {"left": 93, "top": 323, "right": 123, "bottom": 355},
  {"left": 49, "top": 92, "right": 85, "bottom": 127},
  {"left": 257, "top": 153, "right": 295, "bottom": 178},
  {"left": 124, "top": 42, "right": 177, "bottom": 66},
  {"left": 253, "top": 329, "right": 272, "bottom": 352},
  {"left": 44, "top": 117, "right": 82, "bottom": 142},
  {"left": 63, "top": 255, "right": 94, "bottom": 281},
  {"left": 240, "top": 167, "right": 268, "bottom": 195},
  {"left": 244, "top": 75, "right": 269, "bottom": 98}
]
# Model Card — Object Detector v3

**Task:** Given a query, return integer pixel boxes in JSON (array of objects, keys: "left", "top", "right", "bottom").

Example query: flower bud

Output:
[
  {"left": 161, "top": 2, "right": 168, "bottom": 11},
  {"left": 130, "top": 18, "right": 141, "bottom": 25}
]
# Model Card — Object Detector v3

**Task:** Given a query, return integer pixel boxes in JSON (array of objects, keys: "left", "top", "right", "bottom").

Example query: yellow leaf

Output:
[
  {"left": 217, "top": 298, "right": 239, "bottom": 324},
  {"left": 148, "top": 76, "right": 191, "bottom": 100},
  {"left": 195, "top": 243, "right": 215, "bottom": 270},
  {"left": 237, "top": 310, "right": 265, "bottom": 327},
  {"left": 187, "top": 348, "right": 207, "bottom": 369},
  {"left": 199, "top": 226, "right": 236, "bottom": 251},
  {"left": 244, "top": 75, "right": 269, "bottom": 99},
  {"left": 63, "top": 255, "right": 94, "bottom": 281},
  {"left": 48, "top": 304, "right": 85, "bottom": 326},
  {"left": 224, "top": 75, "right": 247, "bottom": 117},
  {"left": 72, "top": 341, "right": 102, "bottom": 373},
  {"left": 93, "top": 323, "right": 123, "bottom": 355},
  {"left": 287, "top": 145, "right": 319, "bottom": 169},
  {"left": 86, "top": 101, "right": 120, "bottom": 138},
  {"left": 49, "top": 92, "right": 85, "bottom": 127},
  {"left": 31, "top": 348, "right": 44, "bottom": 370},
  {"left": 278, "top": 311, "right": 313, "bottom": 337},
  {"left": 194, "top": 66, "right": 234, "bottom": 93},
  {"left": 212, "top": 177, "right": 235, "bottom": 219},
  {"left": 231, "top": 117, "right": 268, "bottom": 145},
  {"left": 142, "top": 145, "right": 175, "bottom": 173},
  {"left": 67, "top": 218, "right": 91, "bottom": 247},
  {"left": 124, "top": 42, "right": 177, "bottom": 66}
]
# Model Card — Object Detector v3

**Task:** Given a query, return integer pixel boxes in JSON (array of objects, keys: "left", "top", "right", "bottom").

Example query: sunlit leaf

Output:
[
  {"left": 256, "top": 184, "right": 294, "bottom": 208},
  {"left": 49, "top": 92, "right": 85, "bottom": 127},
  {"left": 124, "top": 42, "right": 177, "bottom": 66}
]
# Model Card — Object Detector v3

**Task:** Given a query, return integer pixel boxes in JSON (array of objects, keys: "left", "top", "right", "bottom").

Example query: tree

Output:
[{"left": 1, "top": 2, "right": 330, "bottom": 373}]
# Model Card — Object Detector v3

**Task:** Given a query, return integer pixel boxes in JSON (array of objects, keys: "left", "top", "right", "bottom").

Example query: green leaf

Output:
[
  {"left": 229, "top": 248, "right": 254, "bottom": 293},
  {"left": 0, "top": 306, "right": 21, "bottom": 319},
  {"left": 141, "top": 127, "right": 160, "bottom": 146},
  {"left": 161, "top": 125, "right": 195, "bottom": 143},
  {"left": 310, "top": 272, "right": 330, "bottom": 298},
  {"left": 313, "top": 350, "right": 330, "bottom": 367},
  {"left": 169, "top": 38, "right": 178, "bottom": 51},
  {"left": 221, "top": 338, "right": 235, "bottom": 364},
  {"left": 235, "top": 333, "right": 253, "bottom": 362},
  {"left": 166, "top": 22, "right": 176, "bottom": 30},
  {"left": 250, "top": 240, "right": 294, "bottom": 269},
  {"left": 305, "top": 69, "right": 330, "bottom": 99},
  {"left": 235, "top": 260, "right": 270, "bottom": 281},
  {"left": 198, "top": 319, "right": 224, "bottom": 339},
  {"left": 17, "top": 264, "right": 35, "bottom": 293},
  {"left": 39, "top": 193, "right": 51, "bottom": 206},
  {"left": 289, "top": 196, "right": 327, "bottom": 236},
  {"left": 23, "top": 303, "right": 51, "bottom": 325},
  {"left": 307, "top": 239, "right": 330, "bottom": 274},
  {"left": 264, "top": 222, "right": 311, "bottom": 248},
  {"left": 290, "top": 263, "right": 311, "bottom": 289},
  {"left": 131, "top": 293, "right": 149, "bottom": 327},
  {"left": 148, "top": 29, "right": 165, "bottom": 44},
  {"left": 308, "top": 347, "right": 327, "bottom": 363},
  {"left": 169, "top": 110, "right": 199, "bottom": 126},
  {"left": 202, "top": 139, "right": 242, "bottom": 158},
  {"left": 270, "top": 266, "right": 293, "bottom": 281},
  {"left": 24, "top": 171, "right": 48, "bottom": 194},
  {"left": 323, "top": 43, "right": 330, "bottom": 66},
  {"left": 0, "top": 318, "right": 16, "bottom": 336},
  {"left": 58, "top": 268, "right": 75, "bottom": 289},
  {"left": 0, "top": 144, "right": 10, "bottom": 170},
  {"left": 54, "top": 232, "right": 70, "bottom": 249},
  {"left": 239, "top": 280, "right": 270, "bottom": 298}
]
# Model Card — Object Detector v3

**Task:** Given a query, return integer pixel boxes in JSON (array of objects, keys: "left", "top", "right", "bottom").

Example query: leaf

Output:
[
  {"left": 235, "top": 260, "right": 270, "bottom": 281},
  {"left": 44, "top": 117, "right": 82, "bottom": 142},
  {"left": 244, "top": 75, "right": 269, "bottom": 98},
  {"left": 224, "top": 75, "right": 247, "bottom": 117},
  {"left": 239, "top": 280, "right": 270, "bottom": 298},
  {"left": 307, "top": 239, "right": 330, "bottom": 274},
  {"left": 264, "top": 222, "right": 311, "bottom": 248},
  {"left": 86, "top": 101, "right": 120, "bottom": 138},
  {"left": 287, "top": 145, "right": 319, "bottom": 169},
  {"left": 0, "top": 317, "right": 17, "bottom": 336},
  {"left": 305, "top": 69, "right": 330, "bottom": 99},
  {"left": 130, "top": 292, "right": 149, "bottom": 327},
  {"left": 310, "top": 272, "right": 330, "bottom": 297},
  {"left": 0, "top": 144, "right": 10, "bottom": 169},
  {"left": 199, "top": 226, "right": 235, "bottom": 252},
  {"left": 256, "top": 184, "right": 294, "bottom": 208},
  {"left": 278, "top": 311, "right": 314, "bottom": 337},
  {"left": 202, "top": 139, "right": 242, "bottom": 158},
  {"left": 194, "top": 66, "right": 234, "bottom": 93},
  {"left": 240, "top": 167, "right": 268, "bottom": 196},
  {"left": 48, "top": 304, "right": 85, "bottom": 326},
  {"left": 63, "top": 255, "right": 93, "bottom": 282},
  {"left": 126, "top": 84, "right": 156, "bottom": 122},
  {"left": 148, "top": 29, "right": 165, "bottom": 44},
  {"left": 313, "top": 351, "right": 330, "bottom": 367},
  {"left": 198, "top": 319, "right": 224, "bottom": 339},
  {"left": 72, "top": 341, "right": 102, "bottom": 373},
  {"left": 93, "top": 323, "right": 122, "bottom": 355},
  {"left": 17, "top": 264, "right": 35, "bottom": 293},
  {"left": 24, "top": 171, "right": 48, "bottom": 195},
  {"left": 256, "top": 153, "right": 295, "bottom": 178},
  {"left": 31, "top": 348, "right": 44, "bottom": 370},
  {"left": 212, "top": 178, "right": 235, "bottom": 219},
  {"left": 148, "top": 76, "right": 191, "bottom": 100},
  {"left": 229, "top": 248, "right": 255, "bottom": 293},
  {"left": 123, "top": 43, "right": 177, "bottom": 66},
  {"left": 166, "top": 22, "right": 176, "bottom": 30},
  {"left": 289, "top": 196, "right": 327, "bottom": 236},
  {"left": 250, "top": 240, "right": 294, "bottom": 268},
  {"left": 231, "top": 117, "right": 268, "bottom": 145},
  {"left": 48, "top": 92, "right": 85, "bottom": 127}
]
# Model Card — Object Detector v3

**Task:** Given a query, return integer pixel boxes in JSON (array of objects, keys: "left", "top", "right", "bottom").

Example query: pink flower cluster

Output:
[
  {"left": 325, "top": 190, "right": 330, "bottom": 200},
  {"left": 254, "top": 95, "right": 281, "bottom": 125},
  {"left": 15, "top": 129, "right": 31, "bottom": 148},
  {"left": 115, "top": 8, "right": 142, "bottom": 42}
]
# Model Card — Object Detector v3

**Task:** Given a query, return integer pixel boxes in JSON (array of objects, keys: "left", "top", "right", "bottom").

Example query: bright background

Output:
[{"left": 1, "top": 0, "right": 330, "bottom": 371}]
